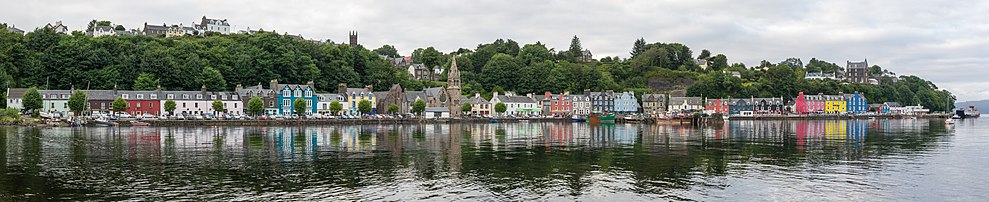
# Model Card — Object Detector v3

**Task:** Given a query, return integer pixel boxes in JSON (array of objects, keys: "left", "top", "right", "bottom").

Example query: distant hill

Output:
[{"left": 955, "top": 100, "right": 989, "bottom": 114}]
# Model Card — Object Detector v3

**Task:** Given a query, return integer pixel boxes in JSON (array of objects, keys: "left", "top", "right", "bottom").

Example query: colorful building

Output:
[
  {"left": 823, "top": 94, "right": 846, "bottom": 114},
  {"left": 613, "top": 91, "right": 639, "bottom": 114},
  {"left": 794, "top": 92, "right": 808, "bottom": 114},
  {"left": 274, "top": 80, "right": 318, "bottom": 115},
  {"left": 705, "top": 98, "right": 729, "bottom": 114},
  {"left": 119, "top": 90, "right": 161, "bottom": 115},
  {"left": 339, "top": 84, "right": 375, "bottom": 115},
  {"left": 844, "top": 92, "right": 868, "bottom": 114}
]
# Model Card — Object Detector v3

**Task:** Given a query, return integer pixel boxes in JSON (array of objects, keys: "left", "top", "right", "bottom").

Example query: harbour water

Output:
[{"left": 1, "top": 119, "right": 987, "bottom": 201}]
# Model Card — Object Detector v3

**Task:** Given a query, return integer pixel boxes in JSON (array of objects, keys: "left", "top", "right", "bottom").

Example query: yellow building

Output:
[
  {"left": 824, "top": 95, "right": 846, "bottom": 114},
  {"left": 339, "top": 84, "right": 376, "bottom": 115}
]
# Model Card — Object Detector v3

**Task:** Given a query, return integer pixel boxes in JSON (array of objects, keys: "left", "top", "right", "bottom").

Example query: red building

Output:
[
  {"left": 121, "top": 91, "right": 162, "bottom": 115},
  {"left": 705, "top": 98, "right": 729, "bottom": 114},
  {"left": 794, "top": 92, "right": 808, "bottom": 114},
  {"left": 542, "top": 92, "right": 573, "bottom": 116}
]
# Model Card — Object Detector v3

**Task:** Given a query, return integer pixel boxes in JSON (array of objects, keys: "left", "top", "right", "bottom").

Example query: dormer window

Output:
[
  {"left": 283, "top": 89, "right": 290, "bottom": 96},
  {"left": 150, "top": 94, "right": 157, "bottom": 99},
  {"left": 183, "top": 94, "right": 189, "bottom": 99},
  {"left": 196, "top": 94, "right": 203, "bottom": 100},
  {"left": 294, "top": 89, "right": 301, "bottom": 97},
  {"left": 211, "top": 95, "right": 217, "bottom": 100},
  {"left": 122, "top": 94, "right": 129, "bottom": 99},
  {"left": 137, "top": 94, "right": 144, "bottom": 99}
]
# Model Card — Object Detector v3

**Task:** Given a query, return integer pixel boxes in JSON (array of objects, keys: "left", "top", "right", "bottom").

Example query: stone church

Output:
[{"left": 375, "top": 55, "right": 462, "bottom": 116}]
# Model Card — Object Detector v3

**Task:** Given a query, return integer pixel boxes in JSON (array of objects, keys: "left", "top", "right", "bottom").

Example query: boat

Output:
[
  {"left": 623, "top": 115, "right": 643, "bottom": 122},
  {"left": 587, "top": 113, "right": 616, "bottom": 123},
  {"left": 94, "top": 117, "right": 117, "bottom": 127},
  {"left": 571, "top": 115, "right": 586, "bottom": 122},
  {"left": 129, "top": 121, "right": 151, "bottom": 126},
  {"left": 945, "top": 117, "right": 956, "bottom": 125},
  {"left": 952, "top": 114, "right": 962, "bottom": 119},
  {"left": 490, "top": 119, "right": 499, "bottom": 123},
  {"left": 963, "top": 106, "right": 981, "bottom": 118}
]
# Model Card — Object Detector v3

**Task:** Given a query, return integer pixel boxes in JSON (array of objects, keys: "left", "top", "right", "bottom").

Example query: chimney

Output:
[
  {"left": 338, "top": 83, "right": 347, "bottom": 95},
  {"left": 201, "top": 85, "right": 207, "bottom": 93},
  {"left": 492, "top": 91, "right": 499, "bottom": 99},
  {"left": 235, "top": 84, "right": 243, "bottom": 91},
  {"left": 113, "top": 84, "right": 118, "bottom": 95},
  {"left": 475, "top": 93, "right": 480, "bottom": 98},
  {"left": 306, "top": 80, "right": 314, "bottom": 87},
  {"left": 269, "top": 79, "right": 278, "bottom": 91},
  {"left": 584, "top": 89, "right": 591, "bottom": 96},
  {"left": 365, "top": 85, "right": 373, "bottom": 91}
]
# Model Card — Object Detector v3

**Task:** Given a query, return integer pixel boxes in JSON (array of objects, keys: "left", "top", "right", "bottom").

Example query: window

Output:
[
  {"left": 233, "top": 95, "right": 238, "bottom": 100},
  {"left": 194, "top": 103, "right": 198, "bottom": 108},
  {"left": 211, "top": 95, "right": 217, "bottom": 100},
  {"left": 136, "top": 94, "right": 143, "bottom": 99},
  {"left": 196, "top": 94, "right": 202, "bottom": 100},
  {"left": 283, "top": 99, "right": 290, "bottom": 106},
  {"left": 62, "top": 94, "right": 68, "bottom": 99},
  {"left": 283, "top": 90, "right": 291, "bottom": 96},
  {"left": 234, "top": 103, "right": 237, "bottom": 108},
  {"left": 268, "top": 101, "right": 273, "bottom": 107},
  {"left": 42, "top": 95, "right": 46, "bottom": 99},
  {"left": 294, "top": 90, "right": 301, "bottom": 97},
  {"left": 122, "top": 94, "right": 129, "bottom": 99},
  {"left": 151, "top": 94, "right": 157, "bottom": 99},
  {"left": 182, "top": 94, "right": 189, "bottom": 99},
  {"left": 306, "top": 100, "right": 312, "bottom": 107},
  {"left": 182, "top": 103, "right": 186, "bottom": 108},
  {"left": 305, "top": 90, "right": 312, "bottom": 97},
  {"left": 137, "top": 102, "right": 141, "bottom": 108},
  {"left": 221, "top": 95, "right": 227, "bottom": 100},
  {"left": 168, "top": 94, "right": 174, "bottom": 99}
]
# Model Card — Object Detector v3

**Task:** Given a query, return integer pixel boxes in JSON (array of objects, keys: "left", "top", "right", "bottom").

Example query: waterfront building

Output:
[
  {"left": 570, "top": 94, "right": 591, "bottom": 116},
  {"left": 668, "top": 97, "right": 703, "bottom": 113},
  {"left": 464, "top": 93, "right": 492, "bottom": 115},
  {"left": 339, "top": 84, "right": 375, "bottom": 115},
  {"left": 613, "top": 91, "right": 639, "bottom": 114},
  {"left": 316, "top": 93, "right": 344, "bottom": 115},
  {"left": 844, "top": 92, "right": 868, "bottom": 114},
  {"left": 794, "top": 92, "right": 809, "bottom": 114},
  {"left": 541, "top": 92, "right": 573, "bottom": 116},
  {"left": 235, "top": 83, "right": 278, "bottom": 115},
  {"left": 588, "top": 90, "right": 615, "bottom": 113},
  {"left": 424, "top": 107, "right": 450, "bottom": 118},
  {"left": 375, "top": 84, "right": 405, "bottom": 114},
  {"left": 5, "top": 88, "right": 28, "bottom": 111},
  {"left": 641, "top": 94, "right": 667, "bottom": 115},
  {"left": 273, "top": 80, "right": 317, "bottom": 115},
  {"left": 705, "top": 98, "right": 729, "bottom": 114},
  {"left": 752, "top": 98, "right": 785, "bottom": 114},
  {"left": 824, "top": 94, "right": 847, "bottom": 114},
  {"left": 806, "top": 93, "right": 827, "bottom": 113},
  {"left": 490, "top": 92, "right": 540, "bottom": 116},
  {"left": 728, "top": 99, "right": 754, "bottom": 115},
  {"left": 119, "top": 89, "right": 161, "bottom": 116},
  {"left": 86, "top": 90, "right": 117, "bottom": 114},
  {"left": 40, "top": 90, "right": 73, "bottom": 114}
]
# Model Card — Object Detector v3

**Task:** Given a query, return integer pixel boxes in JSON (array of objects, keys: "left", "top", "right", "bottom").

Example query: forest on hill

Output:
[{"left": 0, "top": 24, "right": 956, "bottom": 111}]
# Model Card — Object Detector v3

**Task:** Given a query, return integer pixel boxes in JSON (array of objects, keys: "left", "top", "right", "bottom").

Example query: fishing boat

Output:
[
  {"left": 623, "top": 115, "right": 643, "bottom": 122},
  {"left": 587, "top": 113, "right": 616, "bottom": 123},
  {"left": 129, "top": 121, "right": 151, "bottom": 126},
  {"left": 571, "top": 115, "right": 586, "bottom": 122}
]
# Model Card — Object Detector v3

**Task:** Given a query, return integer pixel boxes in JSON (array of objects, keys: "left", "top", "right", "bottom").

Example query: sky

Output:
[{"left": 4, "top": 0, "right": 989, "bottom": 101}]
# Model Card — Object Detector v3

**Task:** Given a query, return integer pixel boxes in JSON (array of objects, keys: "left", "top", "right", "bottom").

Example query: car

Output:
[
  {"left": 222, "top": 113, "right": 233, "bottom": 120},
  {"left": 193, "top": 115, "right": 204, "bottom": 120},
  {"left": 259, "top": 115, "right": 269, "bottom": 120},
  {"left": 175, "top": 115, "right": 186, "bottom": 120}
]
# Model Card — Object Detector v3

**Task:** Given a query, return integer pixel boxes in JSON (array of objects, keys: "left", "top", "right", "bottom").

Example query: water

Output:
[{"left": 1, "top": 119, "right": 987, "bottom": 201}]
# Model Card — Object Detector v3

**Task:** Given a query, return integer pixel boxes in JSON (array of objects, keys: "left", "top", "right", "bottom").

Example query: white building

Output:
[
  {"left": 424, "top": 107, "right": 450, "bottom": 118},
  {"left": 199, "top": 16, "right": 230, "bottom": 34},
  {"left": 490, "top": 92, "right": 540, "bottom": 116},
  {"left": 92, "top": 26, "right": 116, "bottom": 37},
  {"left": 668, "top": 97, "right": 704, "bottom": 112}
]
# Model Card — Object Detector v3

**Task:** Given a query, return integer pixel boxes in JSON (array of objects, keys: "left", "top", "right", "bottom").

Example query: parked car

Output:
[{"left": 192, "top": 114, "right": 204, "bottom": 120}]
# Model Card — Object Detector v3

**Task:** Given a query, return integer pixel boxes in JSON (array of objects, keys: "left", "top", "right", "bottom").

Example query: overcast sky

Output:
[{"left": 4, "top": 0, "right": 988, "bottom": 101}]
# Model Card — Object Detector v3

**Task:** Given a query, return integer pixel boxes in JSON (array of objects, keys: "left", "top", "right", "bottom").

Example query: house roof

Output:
[
  {"left": 464, "top": 95, "right": 490, "bottom": 105},
  {"left": 85, "top": 90, "right": 117, "bottom": 100},
  {"left": 669, "top": 97, "right": 703, "bottom": 105},
  {"left": 404, "top": 91, "right": 426, "bottom": 102},
  {"left": 496, "top": 95, "right": 536, "bottom": 103},
  {"left": 6, "top": 88, "right": 29, "bottom": 99},
  {"left": 642, "top": 94, "right": 666, "bottom": 102},
  {"left": 424, "top": 87, "right": 444, "bottom": 97}
]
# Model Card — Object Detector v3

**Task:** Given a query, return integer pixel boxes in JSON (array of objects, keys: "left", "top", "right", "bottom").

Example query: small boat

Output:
[
  {"left": 490, "top": 119, "right": 499, "bottom": 123},
  {"left": 571, "top": 115, "right": 586, "bottom": 122},
  {"left": 951, "top": 114, "right": 962, "bottom": 119},
  {"left": 945, "top": 118, "right": 956, "bottom": 125},
  {"left": 94, "top": 118, "right": 117, "bottom": 127},
  {"left": 129, "top": 121, "right": 151, "bottom": 126}
]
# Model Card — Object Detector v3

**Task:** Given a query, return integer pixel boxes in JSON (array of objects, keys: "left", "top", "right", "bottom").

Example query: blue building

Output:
[
  {"left": 273, "top": 80, "right": 318, "bottom": 115},
  {"left": 587, "top": 90, "right": 615, "bottom": 113},
  {"left": 613, "top": 91, "right": 639, "bottom": 114},
  {"left": 844, "top": 92, "right": 868, "bottom": 114}
]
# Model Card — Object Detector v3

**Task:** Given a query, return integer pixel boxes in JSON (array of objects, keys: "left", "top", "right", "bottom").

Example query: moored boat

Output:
[
  {"left": 94, "top": 118, "right": 117, "bottom": 127},
  {"left": 129, "top": 121, "right": 150, "bottom": 126},
  {"left": 571, "top": 115, "right": 586, "bottom": 122}
]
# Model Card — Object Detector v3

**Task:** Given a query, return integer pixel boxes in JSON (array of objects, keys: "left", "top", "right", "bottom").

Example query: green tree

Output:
[
  {"left": 373, "top": 45, "right": 400, "bottom": 58},
  {"left": 114, "top": 25, "right": 125, "bottom": 31},
  {"left": 111, "top": 97, "right": 128, "bottom": 114},
  {"left": 196, "top": 67, "right": 226, "bottom": 91},
  {"left": 68, "top": 90, "right": 87, "bottom": 116},
  {"left": 495, "top": 102, "right": 507, "bottom": 115},
  {"left": 462, "top": 102, "right": 472, "bottom": 114},
  {"left": 293, "top": 98, "right": 307, "bottom": 116},
  {"left": 567, "top": 35, "right": 583, "bottom": 61},
  {"left": 358, "top": 100, "right": 372, "bottom": 115},
  {"left": 698, "top": 49, "right": 712, "bottom": 60},
  {"left": 412, "top": 99, "right": 426, "bottom": 115},
  {"left": 247, "top": 96, "right": 264, "bottom": 116},
  {"left": 164, "top": 100, "right": 177, "bottom": 116},
  {"left": 630, "top": 38, "right": 646, "bottom": 57},
  {"left": 212, "top": 99, "right": 224, "bottom": 115},
  {"left": 388, "top": 103, "right": 399, "bottom": 114},
  {"left": 22, "top": 87, "right": 42, "bottom": 116},
  {"left": 133, "top": 73, "right": 160, "bottom": 90},
  {"left": 481, "top": 53, "right": 520, "bottom": 90},
  {"left": 329, "top": 100, "right": 342, "bottom": 115}
]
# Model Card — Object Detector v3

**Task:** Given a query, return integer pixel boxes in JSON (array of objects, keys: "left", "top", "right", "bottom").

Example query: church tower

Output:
[
  {"left": 446, "top": 56, "right": 462, "bottom": 116},
  {"left": 349, "top": 31, "right": 358, "bottom": 47}
]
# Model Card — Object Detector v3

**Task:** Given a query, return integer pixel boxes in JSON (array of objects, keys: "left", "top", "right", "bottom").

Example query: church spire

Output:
[{"left": 448, "top": 56, "right": 460, "bottom": 88}]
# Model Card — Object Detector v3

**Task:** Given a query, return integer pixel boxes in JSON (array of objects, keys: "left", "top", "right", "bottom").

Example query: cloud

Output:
[{"left": 4, "top": 0, "right": 987, "bottom": 100}]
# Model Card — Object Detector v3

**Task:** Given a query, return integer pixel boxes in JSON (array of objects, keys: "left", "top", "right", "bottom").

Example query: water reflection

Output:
[{"left": 0, "top": 119, "right": 955, "bottom": 201}]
